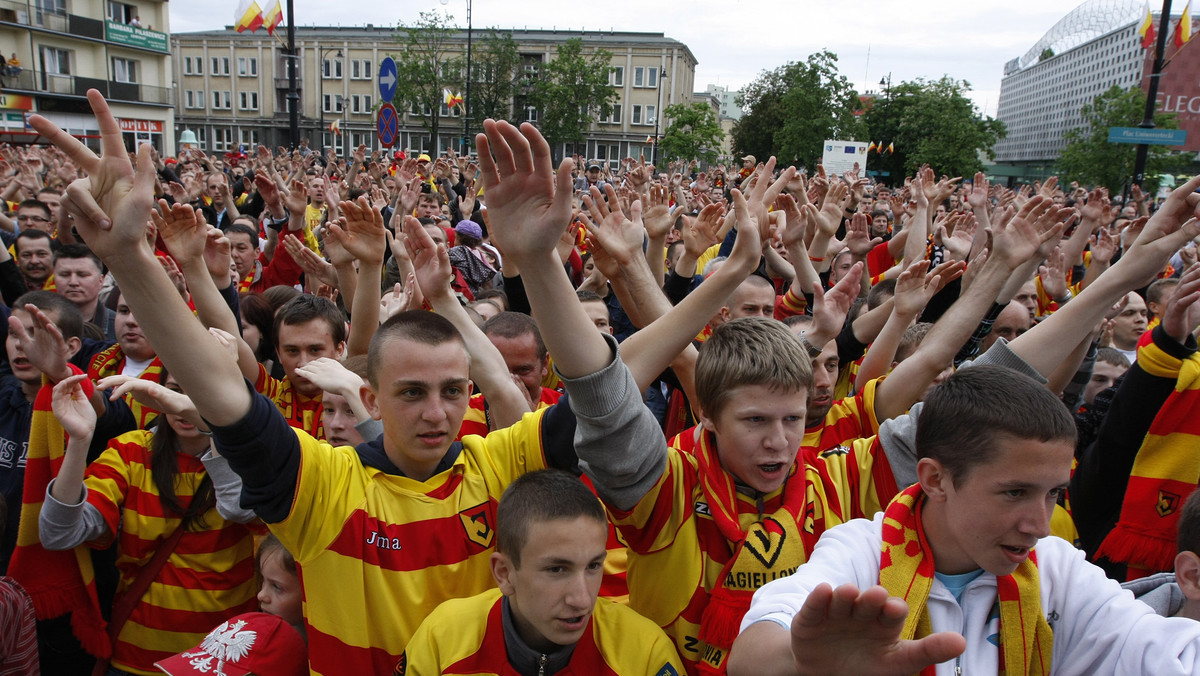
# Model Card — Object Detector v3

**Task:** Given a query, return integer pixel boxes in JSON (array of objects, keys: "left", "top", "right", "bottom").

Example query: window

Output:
[
  {"left": 647, "top": 68, "right": 658, "bottom": 88},
  {"left": 323, "top": 58, "right": 342, "bottom": 79},
  {"left": 238, "top": 91, "right": 259, "bottom": 110},
  {"left": 193, "top": 127, "right": 207, "bottom": 148},
  {"left": 211, "top": 90, "right": 231, "bottom": 109},
  {"left": 600, "top": 105, "right": 622, "bottom": 124},
  {"left": 184, "top": 56, "right": 203, "bottom": 76},
  {"left": 631, "top": 104, "right": 642, "bottom": 125},
  {"left": 237, "top": 57, "right": 258, "bottom": 77},
  {"left": 40, "top": 46, "right": 71, "bottom": 75},
  {"left": 524, "top": 105, "right": 537, "bottom": 122},
  {"left": 240, "top": 129, "right": 259, "bottom": 148},
  {"left": 352, "top": 94, "right": 373, "bottom": 114},
  {"left": 107, "top": 1, "right": 135, "bottom": 24},
  {"left": 185, "top": 90, "right": 206, "bottom": 109},
  {"left": 634, "top": 67, "right": 644, "bottom": 87},
  {"left": 323, "top": 94, "right": 343, "bottom": 113},
  {"left": 522, "top": 63, "right": 538, "bottom": 81},
  {"left": 351, "top": 131, "right": 372, "bottom": 148},
  {"left": 210, "top": 57, "right": 230, "bottom": 76},
  {"left": 351, "top": 59, "right": 372, "bottom": 79},
  {"left": 645, "top": 105, "right": 656, "bottom": 126},
  {"left": 611, "top": 66, "right": 623, "bottom": 87},
  {"left": 212, "top": 127, "right": 233, "bottom": 152},
  {"left": 111, "top": 57, "right": 137, "bottom": 83}
]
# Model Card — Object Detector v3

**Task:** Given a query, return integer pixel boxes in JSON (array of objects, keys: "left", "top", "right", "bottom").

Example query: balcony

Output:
[
  {"left": 0, "top": 0, "right": 168, "bottom": 52},
  {"left": 4, "top": 69, "right": 172, "bottom": 105}
]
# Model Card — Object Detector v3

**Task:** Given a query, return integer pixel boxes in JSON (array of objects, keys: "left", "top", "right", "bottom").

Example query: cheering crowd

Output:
[{"left": 2, "top": 88, "right": 1200, "bottom": 675}]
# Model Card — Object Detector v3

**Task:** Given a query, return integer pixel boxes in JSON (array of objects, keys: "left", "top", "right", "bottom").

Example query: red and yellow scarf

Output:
[
  {"left": 694, "top": 431, "right": 815, "bottom": 675},
  {"left": 1095, "top": 347, "right": 1200, "bottom": 578},
  {"left": 880, "top": 484, "right": 1053, "bottom": 675},
  {"left": 89, "top": 345, "right": 166, "bottom": 430},
  {"left": 7, "top": 368, "right": 110, "bottom": 658}
]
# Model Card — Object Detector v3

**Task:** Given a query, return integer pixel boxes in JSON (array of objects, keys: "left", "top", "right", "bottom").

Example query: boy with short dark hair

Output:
[
  {"left": 730, "top": 365, "right": 1200, "bottom": 675},
  {"left": 397, "top": 469, "right": 684, "bottom": 675}
]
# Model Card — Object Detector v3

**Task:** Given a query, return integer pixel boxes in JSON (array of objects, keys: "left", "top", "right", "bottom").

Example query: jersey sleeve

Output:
[
  {"left": 276, "top": 435, "right": 369, "bottom": 563},
  {"left": 83, "top": 431, "right": 150, "bottom": 538}
]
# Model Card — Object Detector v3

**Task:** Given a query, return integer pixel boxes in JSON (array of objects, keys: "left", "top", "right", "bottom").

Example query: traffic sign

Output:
[
  {"left": 377, "top": 103, "right": 399, "bottom": 148},
  {"left": 378, "top": 57, "right": 398, "bottom": 102},
  {"left": 1108, "top": 126, "right": 1188, "bottom": 146}
]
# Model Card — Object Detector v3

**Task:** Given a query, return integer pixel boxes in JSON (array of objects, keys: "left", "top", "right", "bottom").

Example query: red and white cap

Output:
[{"left": 155, "top": 612, "right": 307, "bottom": 676}]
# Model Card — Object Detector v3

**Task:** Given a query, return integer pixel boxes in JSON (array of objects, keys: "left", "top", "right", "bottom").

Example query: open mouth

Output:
[
  {"left": 1001, "top": 545, "right": 1030, "bottom": 562},
  {"left": 758, "top": 463, "right": 785, "bottom": 476}
]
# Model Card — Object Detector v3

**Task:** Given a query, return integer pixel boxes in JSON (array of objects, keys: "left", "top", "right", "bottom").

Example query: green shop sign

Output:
[{"left": 105, "top": 21, "right": 168, "bottom": 52}]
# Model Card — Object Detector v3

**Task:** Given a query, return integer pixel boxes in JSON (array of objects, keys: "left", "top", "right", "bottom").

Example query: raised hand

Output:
[
  {"left": 282, "top": 178, "right": 308, "bottom": 216},
  {"left": 681, "top": 203, "right": 723, "bottom": 260},
  {"left": 1162, "top": 263, "right": 1200, "bottom": 343},
  {"left": 581, "top": 184, "right": 643, "bottom": 269},
  {"left": 401, "top": 214, "right": 455, "bottom": 301},
  {"left": 51, "top": 374, "right": 97, "bottom": 441},
  {"left": 1038, "top": 246, "right": 1069, "bottom": 301},
  {"left": 284, "top": 234, "right": 337, "bottom": 288},
  {"left": 9, "top": 303, "right": 74, "bottom": 382},
  {"left": 788, "top": 583, "right": 966, "bottom": 676},
  {"left": 96, "top": 374, "right": 201, "bottom": 422},
  {"left": 475, "top": 120, "right": 574, "bottom": 265},
  {"left": 152, "top": 199, "right": 208, "bottom": 266},
  {"left": 380, "top": 276, "right": 422, "bottom": 321},
  {"left": 28, "top": 89, "right": 155, "bottom": 260},
  {"left": 966, "top": 171, "right": 990, "bottom": 211},
  {"left": 845, "top": 212, "right": 882, "bottom": 257},
  {"left": 327, "top": 196, "right": 386, "bottom": 264},
  {"left": 642, "top": 184, "right": 673, "bottom": 241},
  {"left": 295, "top": 356, "right": 364, "bottom": 397}
]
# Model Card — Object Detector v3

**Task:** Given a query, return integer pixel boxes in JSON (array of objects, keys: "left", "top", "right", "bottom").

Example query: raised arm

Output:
[
  {"left": 30, "top": 90, "right": 252, "bottom": 425},
  {"left": 402, "top": 212, "right": 531, "bottom": 429},
  {"left": 326, "top": 197, "right": 384, "bottom": 357}
]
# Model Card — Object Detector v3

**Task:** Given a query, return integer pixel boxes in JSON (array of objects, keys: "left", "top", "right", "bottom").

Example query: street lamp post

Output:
[
  {"left": 652, "top": 67, "right": 667, "bottom": 166},
  {"left": 318, "top": 47, "right": 343, "bottom": 160}
]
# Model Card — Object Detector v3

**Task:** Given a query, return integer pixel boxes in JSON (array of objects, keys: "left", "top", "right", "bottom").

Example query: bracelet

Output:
[
  {"left": 1054, "top": 290, "right": 1072, "bottom": 304},
  {"left": 808, "top": 255, "right": 826, "bottom": 263},
  {"left": 797, "top": 332, "right": 824, "bottom": 359}
]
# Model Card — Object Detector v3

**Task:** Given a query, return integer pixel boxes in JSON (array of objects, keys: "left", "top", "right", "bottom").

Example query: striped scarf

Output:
[
  {"left": 7, "top": 368, "right": 110, "bottom": 658},
  {"left": 88, "top": 345, "right": 166, "bottom": 429},
  {"left": 694, "top": 431, "right": 814, "bottom": 675},
  {"left": 1096, "top": 348, "right": 1200, "bottom": 578},
  {"left": 880, "top": 484, "right": 1053, "bottom": 676}
]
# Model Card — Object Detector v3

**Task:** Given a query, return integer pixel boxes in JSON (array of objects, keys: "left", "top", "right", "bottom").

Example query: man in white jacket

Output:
[{"left": 729, "top": 365, "right": 1200, "bottom": 676}]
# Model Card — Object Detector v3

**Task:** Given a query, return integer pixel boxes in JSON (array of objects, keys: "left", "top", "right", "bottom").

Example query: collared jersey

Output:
[
  {"left": 611, "top": 436, "right": 896, "bottom": 673},
  {"left": 278, "top": 408, "right": 557, "bottom": 675},
  {"left": 85, "top": 431, "right": 259, "bottom": 675},
  {"left": 396, "top": 588, "right": 683, "bottom": 676},
  {"left": 802, "top": 376, "right": 880, "bottom": 456},
  {"left": 456, "top": 387, "right": 562, "bottom": 440},
  {"left": 255, "top": 362, "right": 324, "bottom": 440}
]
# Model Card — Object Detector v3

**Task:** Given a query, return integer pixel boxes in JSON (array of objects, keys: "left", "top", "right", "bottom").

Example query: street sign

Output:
[
  {"left": 377, "top": 103, "right": 398, "bottom": 148},
  {"left": 378, "top": 57, "right": 398, "bottom": 102},
  {"left": 1108, "top": 127, "right": 1188, "bottom": 146}
]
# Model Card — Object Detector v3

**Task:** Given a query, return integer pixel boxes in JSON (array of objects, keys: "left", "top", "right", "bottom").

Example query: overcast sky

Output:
[{"left": 171, "top": 0, "right": 1126, "bottom": 118}]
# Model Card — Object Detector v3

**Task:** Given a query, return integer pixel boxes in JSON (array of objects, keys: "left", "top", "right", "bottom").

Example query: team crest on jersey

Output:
[
  {"left": 392, "top": 652, "right": 407, "bottom": 675},
  {"left": 743, "top": 516, "right": 786, "bottom": 568},
  {"left": 459, "top": 503, "right": 495, "bottom": 548},
  {"left": 1158, "top": 490, "right": 1181, "bottom": 517},
  {"left": 820, "top": 445, "right": 850, "bottom": 457},
  {"left": 655, "top": 664, "right": 680, "bottom": 676}
]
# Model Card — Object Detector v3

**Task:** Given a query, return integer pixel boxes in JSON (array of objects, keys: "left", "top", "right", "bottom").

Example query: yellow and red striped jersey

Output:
[
  {"left": 802, "top": 376, "right": 880, "bottom": 455},
  {"left": 397, "top": 588, "right": 683, "bottom": 675},
  {"left": 276, "top": 408, "right": 555, "bottom": 675},
  {"left": 456, "top": 387, "right": 561, "bottom": 440},
  {"left": 84, "top": 431, "right": 260, "bottom": 675}
]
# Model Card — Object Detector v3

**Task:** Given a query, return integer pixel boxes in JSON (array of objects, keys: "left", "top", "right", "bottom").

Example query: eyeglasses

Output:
[{"left": 17, "top": 215, "right": 49, "bottom": 223}]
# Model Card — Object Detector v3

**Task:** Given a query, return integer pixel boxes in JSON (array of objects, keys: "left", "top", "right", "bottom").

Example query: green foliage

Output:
[
  {"left": 1057, "top": 85, "right": 1183, "bottom": 193},
  {"left": 467, "top": 30, "right": 521, "bottom": 128},
  {"left": 659, "top": 102, "right": 724, "bottom": 164},
  {"left": 862, "top": 76, "right": 1005, "bottom": 182},
  {"left": 392, "top": 10, "right": 460, "bottom": 151},
  {"left": 528, "top": 38, "right": 616, "bottom": 157},
  {"left": 731, "top": 51, "right": 864, "bottom": 167},
  {"left": 1040, "top": 47, "right": 1055, "bottom": 61}
]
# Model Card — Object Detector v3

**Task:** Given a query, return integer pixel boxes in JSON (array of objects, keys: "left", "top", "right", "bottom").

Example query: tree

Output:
[
  {"left": 731, "top": 51, "right": 864, "bottom": 168},
  {"left": 862, "top": 77, "right": 1006, "bottom": 183},
  {"left": 1057, "top": 85, "right": 1183, "bottom": 193},
  {"left": 528, "top": 38, "right": 615, "bottom": 158},
  {"left": 659, "top": 102, "right": 725, "bottom": 164},
  {"left": 392, "top": 10, "right": 461, "bottom": 153},
  {"left": 466, "top": 30, "right": 521, "bottom": 129}
]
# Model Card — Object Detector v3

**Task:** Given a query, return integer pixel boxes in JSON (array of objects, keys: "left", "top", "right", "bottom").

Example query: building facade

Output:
[
  {"left": 702, "top": 83, "right": 742, "bottom": 121},
  {"left": 171, "top": 26, "right": 697, "bottom": 163},
  {"left": 0, "top": 0, "right": 173, "bottom": 152}
]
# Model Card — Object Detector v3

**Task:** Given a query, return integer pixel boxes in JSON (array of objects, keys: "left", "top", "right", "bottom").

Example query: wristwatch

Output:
[{"left": 797, "top": 332, "right": 824, "bottom": 359}]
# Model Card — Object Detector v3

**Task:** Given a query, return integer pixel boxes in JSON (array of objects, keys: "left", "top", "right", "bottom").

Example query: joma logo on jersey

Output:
[
  {"left": 460, "top": 503, "right": 495, "bottom": 548},
  {"left": 365, "top": 531, "right": 402, "bottom": 549}
]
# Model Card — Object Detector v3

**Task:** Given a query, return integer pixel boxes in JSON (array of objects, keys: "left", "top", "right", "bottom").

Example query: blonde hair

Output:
[{"left": 696, "top": 317, "right": 813, "bottom": 419}]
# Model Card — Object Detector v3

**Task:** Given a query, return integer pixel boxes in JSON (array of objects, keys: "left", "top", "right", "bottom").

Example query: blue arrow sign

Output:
[
  {"left": 377, "top": 103, "right": 399, "bottom": 148},
  {"left": 1108, "top": 126, "right": 1188, "bottom": 146},
  {"left": 378, "top": 57, "right": 397, "bottom": 102}
]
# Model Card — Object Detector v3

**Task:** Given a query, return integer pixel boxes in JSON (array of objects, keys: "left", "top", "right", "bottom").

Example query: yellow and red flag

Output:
[
  {"left": 867, "top": 141, "right": 878, "bottom": 153},
  {"left": 886, "top": 142, "right": 895, "bottom": 154},
  {"left": 1140, "top": 5, "right": 1157, "bottom": 48},
  {"left": 329, "top": 119, "right": 341, "bottom": 135},
  {"left": 234, "top": 0, "right": 263, "bottom": 33},
  {"left": 1174, "top": 2, "right": 1192, "bottom": 48},
  {"left": 262, "top": 0, "right": 283, "bottom": 35},
  {"left": 443, "top": 88, "right": 464, "bottom": 109}
]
